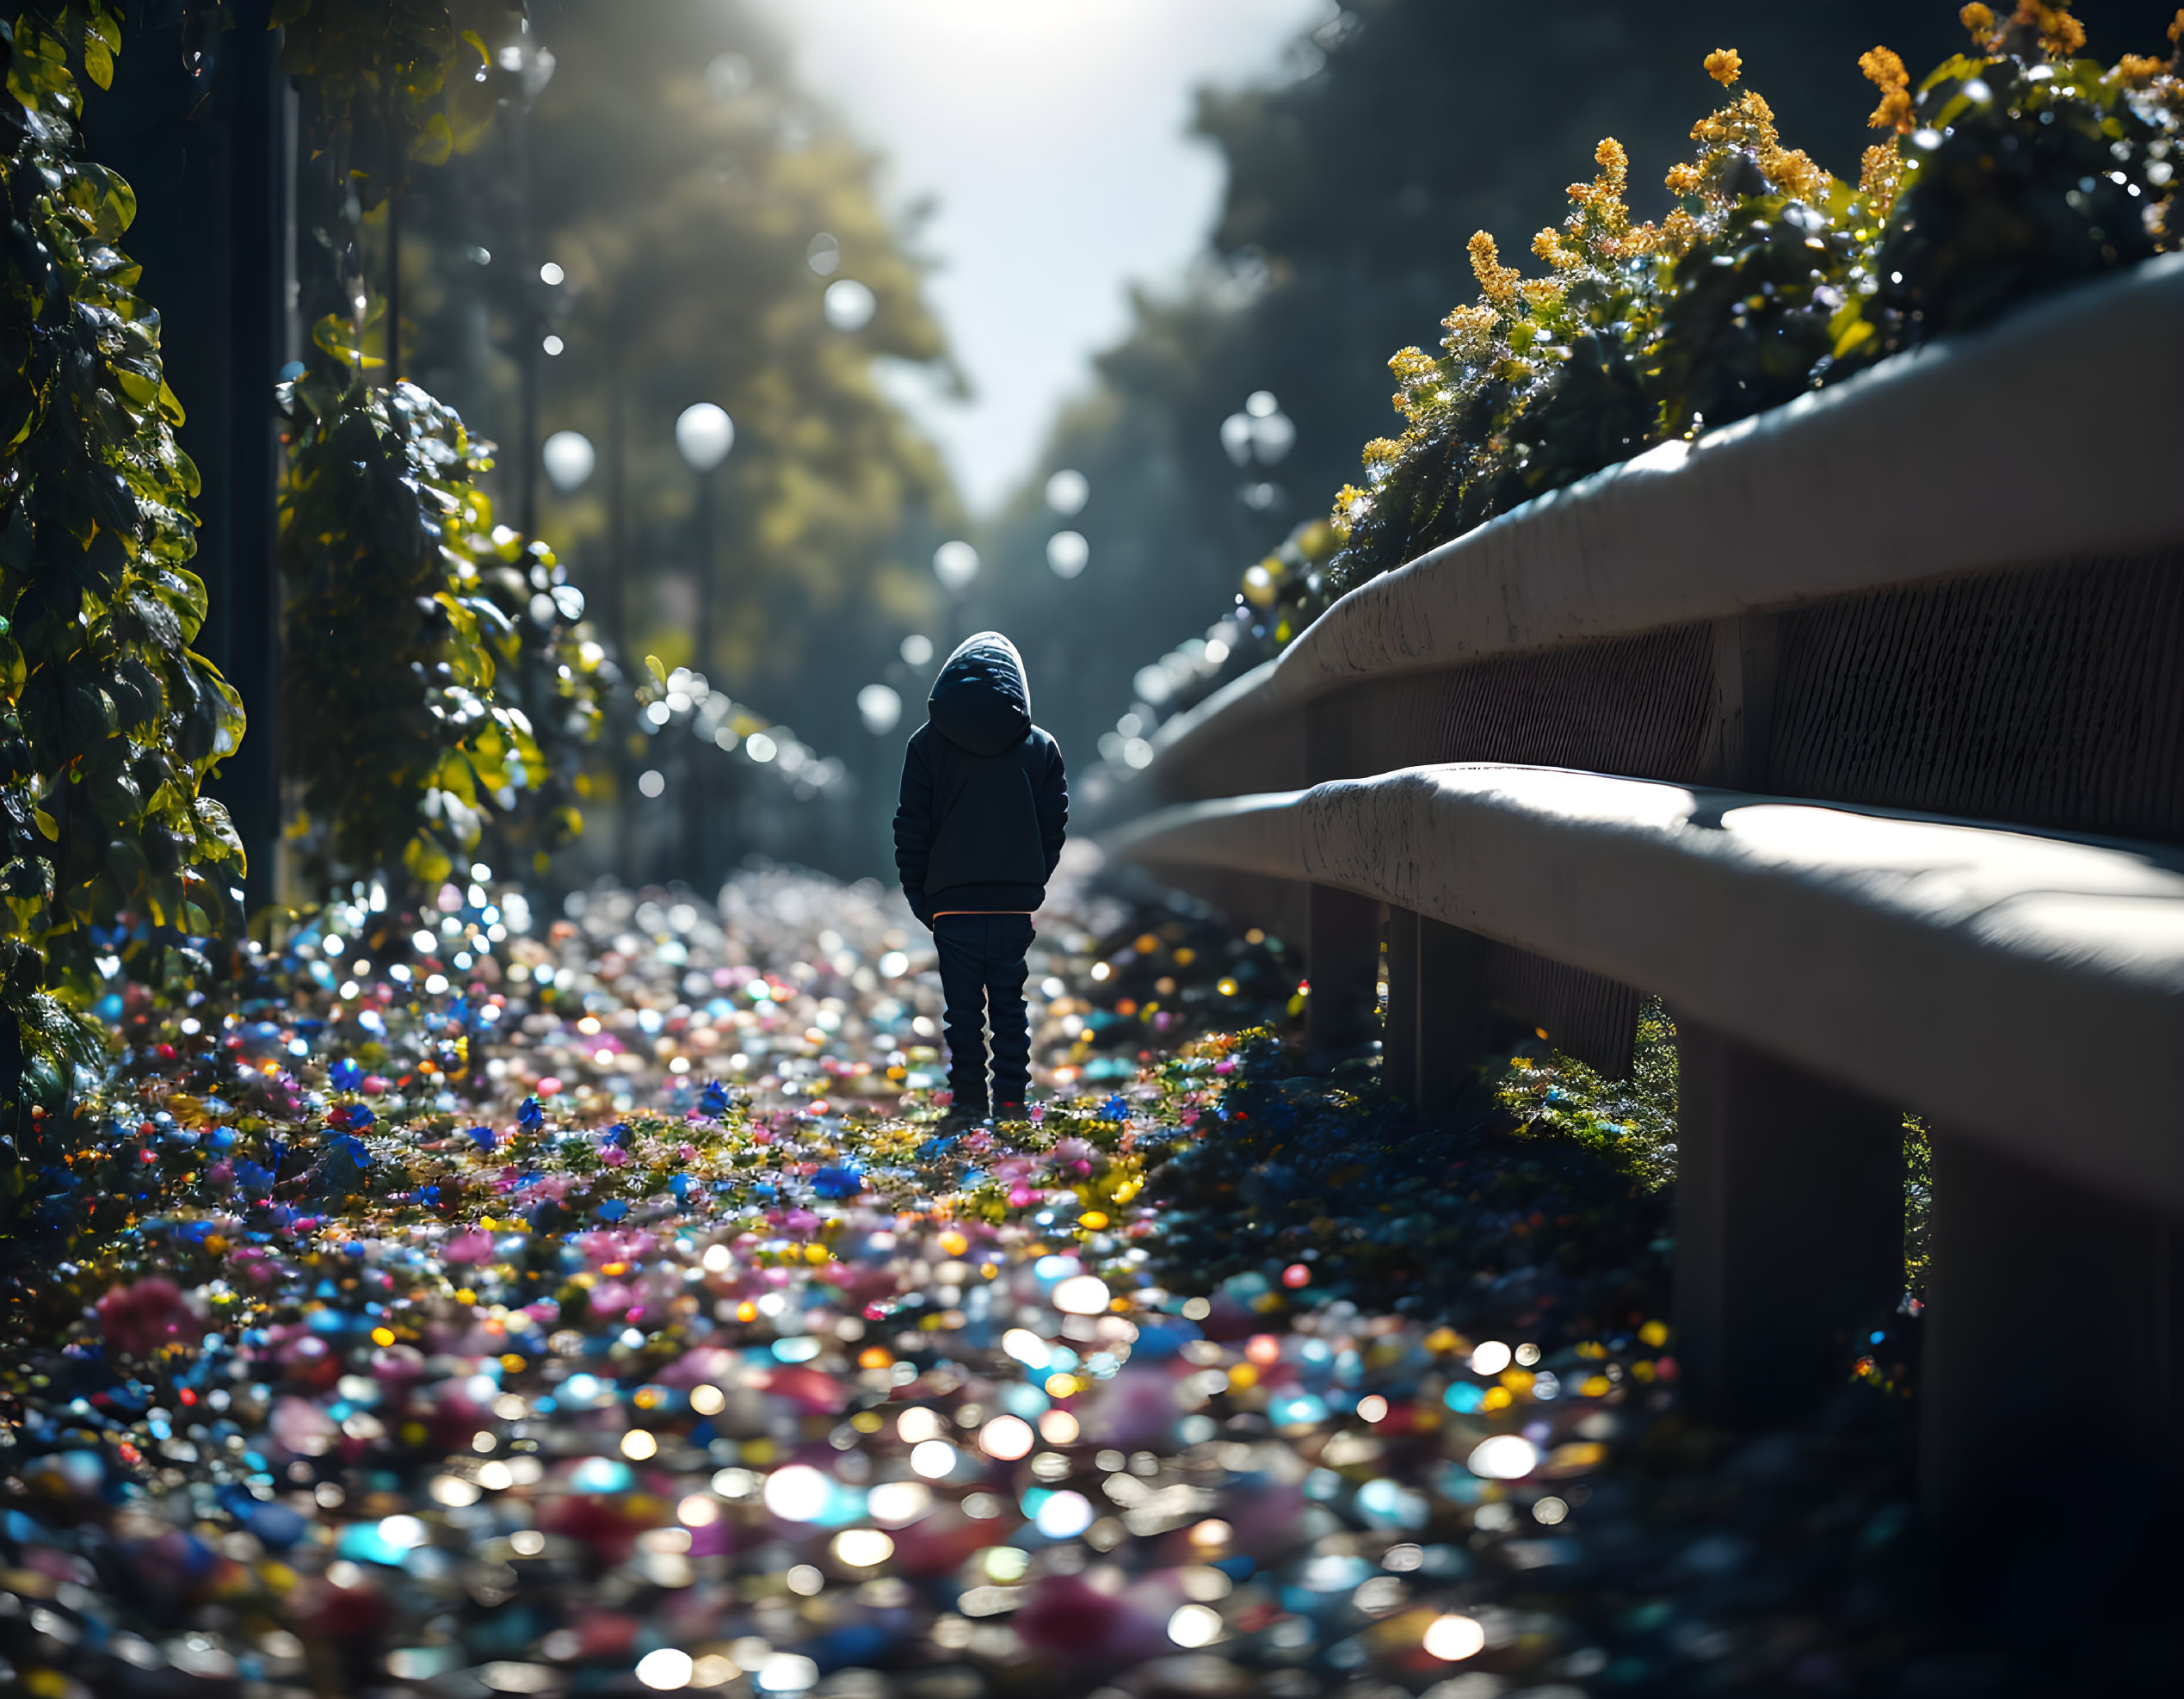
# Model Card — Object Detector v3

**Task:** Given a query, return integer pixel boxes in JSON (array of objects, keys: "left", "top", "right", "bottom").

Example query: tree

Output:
[
  {"left": 392, "top": 0, "right": 964, "bottom": 880},
  {"left": 968, "top": 0, "right": 2184, "bottom": 774}
]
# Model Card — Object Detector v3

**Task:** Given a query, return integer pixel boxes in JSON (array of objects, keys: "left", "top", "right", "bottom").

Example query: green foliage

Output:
[
  {"left": 1903, "top": 1112, "right": 1932, "bottom": 1299},
  {"left": 466, "top": 534, "right": 610, "bottom": 880},
  {"left": 277, "top": 318, "right": 603, "bottom": 893},
  {"left": 276, "top": 0, "right": 528, "bottom": 201},
  {"left": 1324, "top": 9, "right": 2181, "bottom": 600},
  {"left": 984, "top": 2, "right": 2116, "bottom": 771},
  {"left": 1143, "top": 1029, "right": 1671, "bottom": 1339},
  {"left": 395, "top": 0, "right": 961, "bottom": 834},
  {"left": 1497, "top": 1002, "right": 1681, "bottom": 1194},
  {"left": 0, "top": 5, "right": 254, "bottom": 1208},
  {"left": 1831, "top": 38, "right": 2176, "bottom": 363},
  {"left": 1061, "top": 4, "right": 2181, "bottom": 776}
]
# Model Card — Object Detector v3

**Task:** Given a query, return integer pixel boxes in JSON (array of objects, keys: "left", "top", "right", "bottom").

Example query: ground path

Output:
[{"left": 0, "top": 872, "right": 2160, "bottom": 1698}]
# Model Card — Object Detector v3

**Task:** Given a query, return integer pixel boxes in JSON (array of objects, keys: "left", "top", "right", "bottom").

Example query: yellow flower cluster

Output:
[
  {"left": 2021, "top": 2, "right": 2088, "bottom": 59},
  {"left": 1386, "top": 344, "right": 1442, "bottom": 426},
  {"left": 1859, "top": 143, "right": 1906, "bottom": 211},
  {"left": 1439, "top": 303, "right": 1500, "bottom": 364},
  {"left": 1665, "top": 53, "right": 1832, "bottom": 252},
  {"left": 1961, "top": 2, "right": 2089, "bottom": 58},
  {"left": 1465, "top": 230, "right": 1527, "bottom": 312},
  {"left": 1860, "top": 46, "right": 1915, "bottom": 135}
]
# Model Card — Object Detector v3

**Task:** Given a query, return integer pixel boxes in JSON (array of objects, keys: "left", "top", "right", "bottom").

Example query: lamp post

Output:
[
  {"left": 676, "top": 403, "right": 734, "bottom": 887},
  {"left": 676, "top": 403, "right": 735, "bottom": 676},
  {"left": 541, "top": 429, "right": 595, "bottom": 497},
  {"left": 932, "top": 539, "right": 978, "bottom": 651},
  {"left": 857, "top": 682, "right": 903, "bottom": 874}
]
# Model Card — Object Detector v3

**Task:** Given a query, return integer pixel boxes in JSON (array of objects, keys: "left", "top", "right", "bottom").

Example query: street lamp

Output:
[
  {"left": 933, "top": 540, "right": 978, "bottom": 649},
  {"left": 856, "top": 681, "right": 904, "bottom": 870},
  {"left": 541, "top": 429, "right": 595, "bottom": 493},
  {"left": 676, "top": 402, "right": 735, "bottom": 473},
  {"left": 856, "top": 683, "right": 903, "bottom": 736},
  {"left": 676, "top": 403, "right": 734, "bottom": 887},
  {"left": 676, "top": 403, "right": 735, "bottom": 677}
]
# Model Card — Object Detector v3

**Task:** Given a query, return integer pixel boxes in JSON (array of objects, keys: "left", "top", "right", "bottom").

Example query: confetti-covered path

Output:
[{"left": 0, "top": 871, "right": 2171, "bottom": 1699}]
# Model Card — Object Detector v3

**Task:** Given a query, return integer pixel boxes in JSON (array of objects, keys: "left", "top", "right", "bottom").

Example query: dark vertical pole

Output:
[
  {"left": 220, "top": 2, "right": 286, "bottom": 910},
  {"left": 1416, "top": 918, "right": 1498, "bottom": 1114},
  {"left": 1672, "top": 1018, "right": 1905, "bottom": 1426},
  {"left": 1305, "top": 884, "right": 1379, "bottom": 1061},
  {"left": 694, "top": 470, "right": 715, "bottom": 677},
  {"left": 518, "top": 346, "right": 540, "bottom": 541},
  {"left": 681, "top": 473, "right": 711, "bottom": 882},
  {"left": 604, "top": 343, "right": 628, "bottom": 660},
  {"left": 509, "top": 102, "right": 540, "bottom": 541},
  {"left": 1921, "top": 1136, "right": 2184, "bottom": 1526},
  {"left": 684, "top": 469, "right": 713, "bottom": 883},
  {"left": 385, "top": 186, "right": 401, "bottom": 383}
]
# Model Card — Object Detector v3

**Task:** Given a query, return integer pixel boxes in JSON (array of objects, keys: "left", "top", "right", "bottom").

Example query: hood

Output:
[{"left": 927, "top": 631, "right": 1031, "bottom": 757}]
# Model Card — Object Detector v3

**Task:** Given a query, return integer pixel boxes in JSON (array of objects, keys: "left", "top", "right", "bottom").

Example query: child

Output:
[{"left": 893, "top": 632, "right": 1068, "bottom": 1124}]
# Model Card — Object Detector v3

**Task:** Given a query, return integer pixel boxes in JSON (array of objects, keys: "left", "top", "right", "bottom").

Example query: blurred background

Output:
[{"left": 157, "top": 0, "right": 2176, "bottom": 893}]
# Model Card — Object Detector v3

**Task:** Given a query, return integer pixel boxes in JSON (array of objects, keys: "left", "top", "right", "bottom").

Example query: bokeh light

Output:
[
  {"left": 540, "top": 429, "right": 595, "bottom": 492},
  {"left": 824, "top": 278, "right": 876, "bottom": 330},
  {"left": 933, "top": 540, "right": 980, "bottom": 591},
  {"left": 675, "top": 402, "right": 735, "bottom": 472},
  {"left": 1424, "top": 1614, "right": 1487, "bottom": 1661},
  {"left": 1046, "top": 467, "right": 1089, "bottom": 513},
  {"left": 1046, "top": 529, "right": 1089, "bottom": 578}
]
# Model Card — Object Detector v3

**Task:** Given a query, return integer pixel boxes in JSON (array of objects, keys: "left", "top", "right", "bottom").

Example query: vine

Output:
[
  {"left": 277, "top": 316, "right": 604, "bottom": 895},
  {"left": 275, "top": 0, "right": 527, "bottom": 203},
  {"left": 0, "top": 5, "right": 251, "bottom": 1214}
]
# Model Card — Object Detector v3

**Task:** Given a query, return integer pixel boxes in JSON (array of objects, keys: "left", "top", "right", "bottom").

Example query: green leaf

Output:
[
  {"left": 189, "top": 796, "right": 245, "bottom": 868},
  {"left": 409, "top": 112, "right": 454, "bottom": 167},
  {"left": 402, "top": 831, "right": 453, "bottom": 887}
]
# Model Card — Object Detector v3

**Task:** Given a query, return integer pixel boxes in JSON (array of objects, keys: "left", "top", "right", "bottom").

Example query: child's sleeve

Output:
[
  {"left": 893, "top": 734, "right": 935, "bottom": 925},
  {"left": 1037, "top": 738, "right": 1069, "bottom": 879}
]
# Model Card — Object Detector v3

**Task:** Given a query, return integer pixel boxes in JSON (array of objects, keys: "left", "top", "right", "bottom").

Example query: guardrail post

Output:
[
  {"left": 1710, "top": 615, "right": 1781, "bottom": 789},
  {"left": 1673, "top": 1018, "right": 1904, "bottom": 1425},
  {"left": 1419, "top": 919, "right": 1496, "bottom": 1113},
  {"left": 1385, "top": 909, "right": 1502, "bottom": 1109},
  {"left": 1306, "top": 884, "right": 1379, "bottom": 1060},
  {"left": 1921, "top": 1135, "right": 2184, "bottom": 1525}
]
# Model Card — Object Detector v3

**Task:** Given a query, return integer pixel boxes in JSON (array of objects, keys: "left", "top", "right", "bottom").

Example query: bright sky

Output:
[{"left": 756, "top": 0, "right": 1330, "bottom": 515}]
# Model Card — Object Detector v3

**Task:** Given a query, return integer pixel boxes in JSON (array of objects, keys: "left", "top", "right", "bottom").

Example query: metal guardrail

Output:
[
  {"left": 1107, "top": 257, "right": 2184, "bottom": 1520},
  {"left": 1114, "top": 764, "right": 2184, "bottom": 1206}
]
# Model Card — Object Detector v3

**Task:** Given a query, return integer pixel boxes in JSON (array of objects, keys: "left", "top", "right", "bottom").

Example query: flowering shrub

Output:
[{"left": 1324, "top": 4, "right": 2181, "bottom": 599}]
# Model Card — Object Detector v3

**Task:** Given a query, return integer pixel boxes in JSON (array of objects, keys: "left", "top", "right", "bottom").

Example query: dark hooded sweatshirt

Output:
[{"left": 893, "top": 633, "right": 1068, "bottom": 925}]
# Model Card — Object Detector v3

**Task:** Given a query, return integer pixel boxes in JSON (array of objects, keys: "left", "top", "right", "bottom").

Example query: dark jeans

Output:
[{"left": 933, "top": 913, "right": 1035, "bottom": 1111}]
